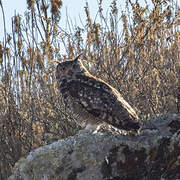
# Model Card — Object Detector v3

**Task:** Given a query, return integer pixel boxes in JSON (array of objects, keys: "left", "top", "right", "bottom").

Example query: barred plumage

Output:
[{"left": 56, "top": 55, "right": 141, "bottom": 133}]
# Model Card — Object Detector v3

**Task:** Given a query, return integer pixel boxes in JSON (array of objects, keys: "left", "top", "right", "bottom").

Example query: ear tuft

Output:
[{"left": 73, "top": 53, "right": 83, "bottom": 62}]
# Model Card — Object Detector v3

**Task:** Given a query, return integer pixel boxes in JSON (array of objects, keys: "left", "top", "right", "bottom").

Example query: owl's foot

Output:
[{"left": 78, "top": 124, "right": 101, "bottom": 134}]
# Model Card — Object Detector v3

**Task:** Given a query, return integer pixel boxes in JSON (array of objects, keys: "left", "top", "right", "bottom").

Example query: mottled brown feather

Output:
[{"left": 56, "top": 55, "right": 141, "bottom": 132}]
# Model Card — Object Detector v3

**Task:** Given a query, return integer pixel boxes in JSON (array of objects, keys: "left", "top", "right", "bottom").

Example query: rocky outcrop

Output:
[{"left": 9, "top": 114, "right": 180, "bottom": 180}]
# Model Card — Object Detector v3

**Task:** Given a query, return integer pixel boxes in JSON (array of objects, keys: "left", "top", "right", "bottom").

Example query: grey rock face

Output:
[{"left": 9, "top": 114, "right": 180, "bottom": 180}]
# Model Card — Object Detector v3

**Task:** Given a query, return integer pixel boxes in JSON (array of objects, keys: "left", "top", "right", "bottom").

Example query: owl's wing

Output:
[{"left": 61, "top": 75, "right": 140, "bottom": 131}]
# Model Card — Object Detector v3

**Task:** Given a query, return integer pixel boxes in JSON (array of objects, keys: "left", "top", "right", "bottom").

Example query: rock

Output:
[{"left": 9, "top": 114, "right": 180, "bottom": 180}]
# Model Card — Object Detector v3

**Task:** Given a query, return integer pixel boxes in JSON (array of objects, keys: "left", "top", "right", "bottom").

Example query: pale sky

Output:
[
  {"left": 0, "top": 0, "right": 179, "bottom": 42},
  {"left": 0, "top": 0, "right": 116, "bottom": 41}
]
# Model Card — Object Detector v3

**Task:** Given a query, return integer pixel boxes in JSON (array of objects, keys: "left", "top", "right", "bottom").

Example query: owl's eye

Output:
[
  {"left": 61, "top": 67, "right": 66, "bottom": 72},
  {"left": 73, "top": 64, "right": 78, "bottom": 69}
]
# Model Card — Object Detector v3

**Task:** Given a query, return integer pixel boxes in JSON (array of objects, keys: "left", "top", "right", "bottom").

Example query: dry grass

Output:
[{"left": 0, "top": 0, "right": 179, "bottom": 179}]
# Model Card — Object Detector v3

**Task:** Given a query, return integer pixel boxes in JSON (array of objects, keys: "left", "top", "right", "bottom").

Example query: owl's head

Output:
[{"left": 56, "top": 54, "right": 87, "bottom": 81}]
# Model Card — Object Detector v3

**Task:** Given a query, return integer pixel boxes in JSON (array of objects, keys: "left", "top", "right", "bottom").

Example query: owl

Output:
[{"left": 55, "top": 54, "right": 141, "bottom": 134}]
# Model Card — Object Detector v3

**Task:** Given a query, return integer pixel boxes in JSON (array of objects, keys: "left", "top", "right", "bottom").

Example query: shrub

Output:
[{"left": 0, "top": 0, "right": 179, "bottom": 178}]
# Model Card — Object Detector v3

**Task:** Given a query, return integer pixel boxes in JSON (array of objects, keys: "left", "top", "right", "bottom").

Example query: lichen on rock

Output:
[{"left": 9, "top": 114, "right": 180, "bottom": 180}]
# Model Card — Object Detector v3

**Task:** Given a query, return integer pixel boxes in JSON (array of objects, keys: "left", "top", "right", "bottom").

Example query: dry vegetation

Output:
[{"left": 0, "top": 0, "right": 179, "bottom": 179}]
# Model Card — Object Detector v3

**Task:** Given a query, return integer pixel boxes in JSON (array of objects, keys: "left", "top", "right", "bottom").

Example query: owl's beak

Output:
[{"left": 53, "top": 60, "right": 61, "bottom": 64}]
